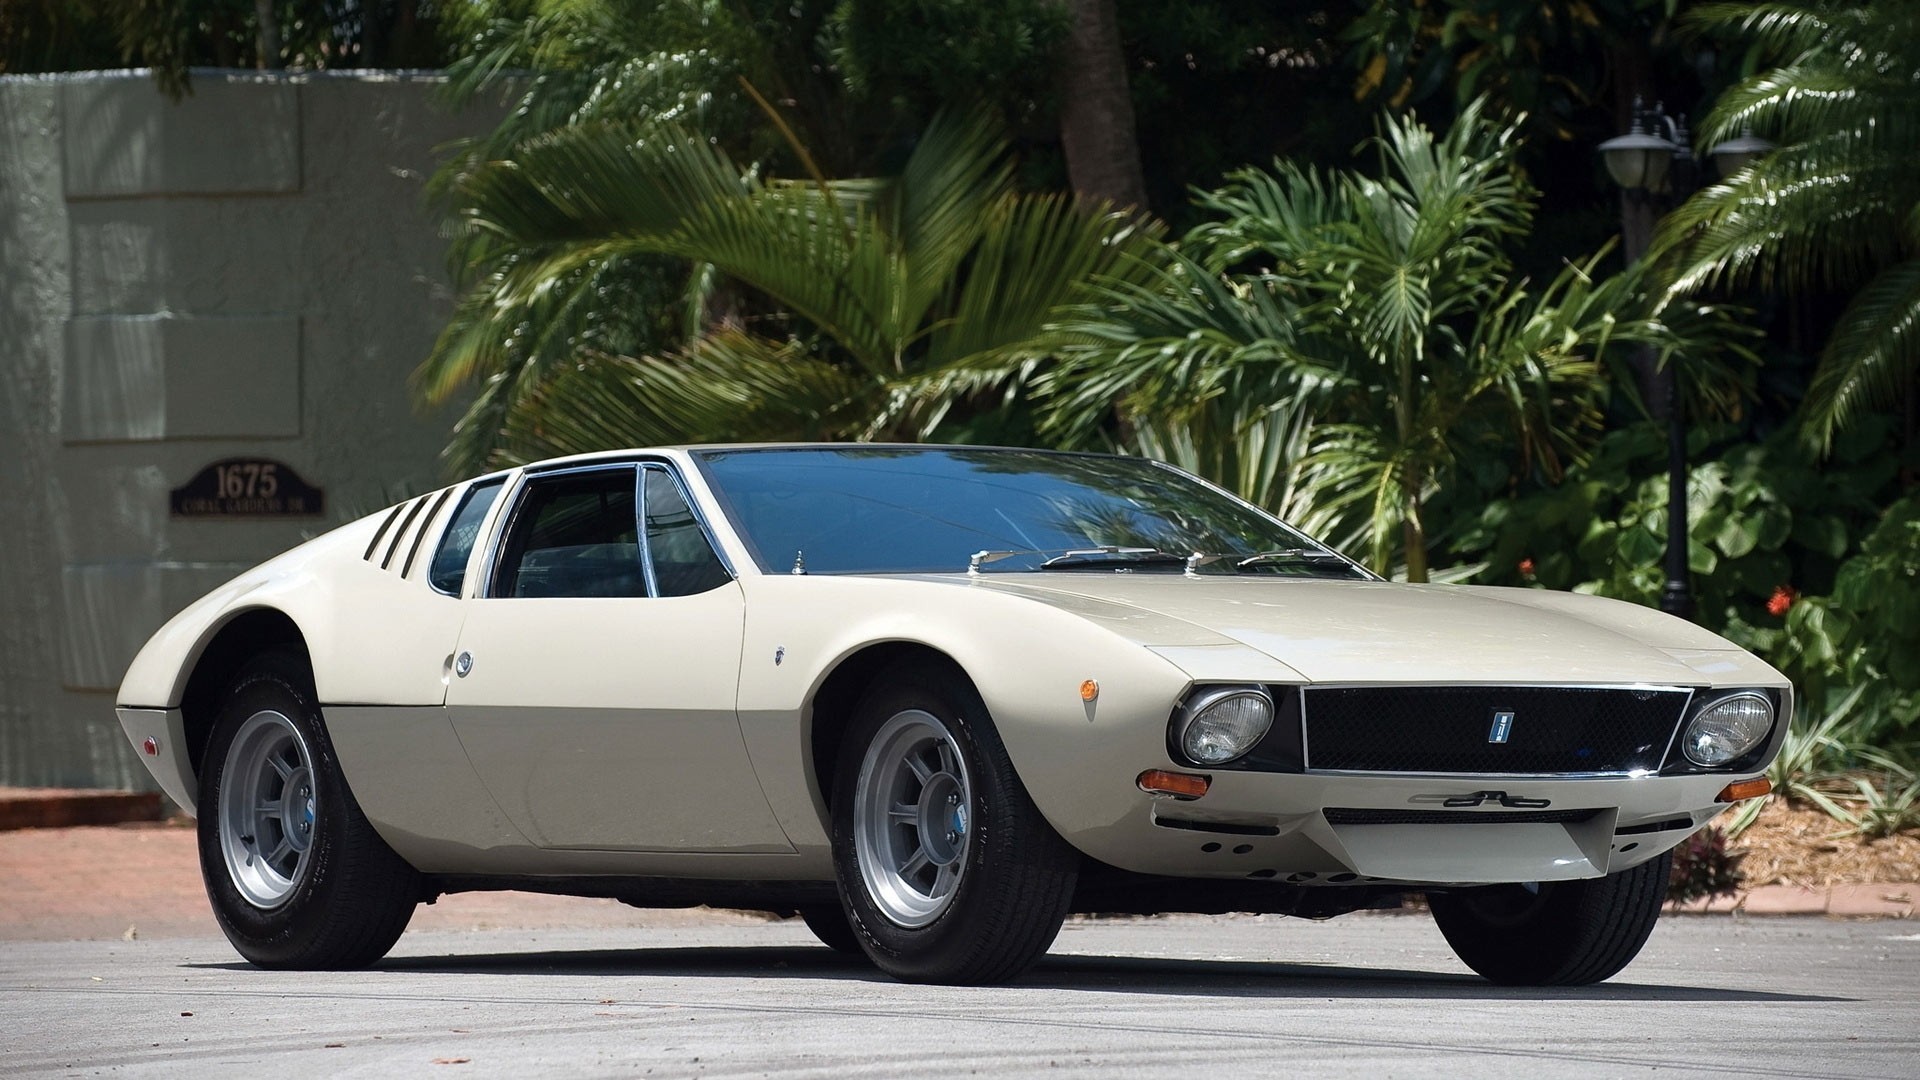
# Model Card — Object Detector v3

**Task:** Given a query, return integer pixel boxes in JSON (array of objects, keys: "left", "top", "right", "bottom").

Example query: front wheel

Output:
[
  {"left": 1427, "top": 850, "right": 1673, "bottom": 985},
  {"left": 830, "top": 666, "right": 1077, "bottom": 984},
  {"left": 196, "top": 653, "right": 420, "bottom": 968}
]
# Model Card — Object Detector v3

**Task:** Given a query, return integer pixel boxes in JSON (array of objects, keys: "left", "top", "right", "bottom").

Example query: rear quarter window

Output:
[{"left": 428, "top": 479, "right": 506, "bottom": 596}]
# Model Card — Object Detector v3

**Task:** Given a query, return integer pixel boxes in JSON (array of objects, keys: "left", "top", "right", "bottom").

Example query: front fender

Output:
[{"left": 734, "top": 575, "right": 1274, "bottom": 859}]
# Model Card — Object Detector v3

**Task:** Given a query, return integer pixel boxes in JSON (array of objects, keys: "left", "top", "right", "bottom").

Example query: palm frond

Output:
[
  {"left": 489, "top": 330, "right": 873, "bottom": 466},
  {"left": 1801, "top": 258, "right": 1920, "bottom": 447},
  {"left": 1655, "top": 146, "right": 1915, "bottom": 298},
  {"left": 1657, "top": 1, "right": 1920, "bottom": 449}
]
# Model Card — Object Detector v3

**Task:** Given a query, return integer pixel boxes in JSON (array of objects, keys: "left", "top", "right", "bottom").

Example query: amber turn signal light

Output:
[
  {"left": 1080, "top": 679, "right": 1099, "bottom": 701},
  {"left": 1137, "top": 769, "right": 1210, "bottom": 799},
  {"left": 1716, "top": 777, "right": 1773, "bottom": 803}
]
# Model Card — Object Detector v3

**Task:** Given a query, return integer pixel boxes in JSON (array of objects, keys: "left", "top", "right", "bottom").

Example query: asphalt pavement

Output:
[{"left": 5, "top": 913, "right": 1917, "bottom": 1078}]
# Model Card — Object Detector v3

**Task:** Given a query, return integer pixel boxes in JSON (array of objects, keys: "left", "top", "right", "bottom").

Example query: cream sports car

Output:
[{"left": 117, "top": 445, "right": 1789, "bottom": 985}]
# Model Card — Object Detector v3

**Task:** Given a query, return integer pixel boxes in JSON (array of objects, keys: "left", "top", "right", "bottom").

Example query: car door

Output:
[{"left": 443, "top": 462, "right": 791, "bottom": 853}]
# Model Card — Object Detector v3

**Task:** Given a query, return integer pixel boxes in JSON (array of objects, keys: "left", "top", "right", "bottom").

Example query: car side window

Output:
[
  {"left": 428, "top": 479, "right": 505, "bottom": 596},
  {"left": 494, "top": 468, "right": 645, "bottom": 598},
  {"left": 642, "top": 467, "right": 732, "bottom": 597}
]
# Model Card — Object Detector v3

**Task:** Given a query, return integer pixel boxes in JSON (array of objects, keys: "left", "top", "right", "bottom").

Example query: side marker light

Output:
[
  {"left": 1080, "top": 679, "right": 1099, "bottom": 702},
  {"left": 1716, "top": 777, "right": 1772, "bottom": 803},
  {"left": 142, "top": 737, "right": 158, "bottom": 756},
  {"left": 1137, "top": 769, "right": 1210, "bottom": 799}
]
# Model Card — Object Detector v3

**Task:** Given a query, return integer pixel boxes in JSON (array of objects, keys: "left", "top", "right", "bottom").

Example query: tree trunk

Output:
[
  {"left": 1402, "top": 490, "right": 1429, "bottom": 584},
  {"left": 253, "top": 0, "right": 282, "bottom": 69},
  {"left": 1057, "top": 0, "right": 1148, "bottom": 211}
]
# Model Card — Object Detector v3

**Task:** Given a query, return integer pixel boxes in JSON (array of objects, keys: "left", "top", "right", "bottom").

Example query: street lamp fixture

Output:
[
  {"left": 1708, "top": 126, "right": 1775, "bottom": 177},
  {"left": 1599, "top": 113, "right": 1679, "bottom": 192},
  {"left": 1599, "top": 99, "right": 1770, "bottom": 621}
]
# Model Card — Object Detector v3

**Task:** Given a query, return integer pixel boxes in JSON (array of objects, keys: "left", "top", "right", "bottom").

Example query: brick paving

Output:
[
  {"left": 0, "top": 821, "right": 768, "bottom": 942},
  {"left": 0, "top": 787, "right": 162, "bottom": 831}
]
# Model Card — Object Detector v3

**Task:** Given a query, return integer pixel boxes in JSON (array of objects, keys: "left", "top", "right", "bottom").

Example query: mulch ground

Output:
[{"left": 1730, "top": 798, "right": 1920, "bottom": 888}]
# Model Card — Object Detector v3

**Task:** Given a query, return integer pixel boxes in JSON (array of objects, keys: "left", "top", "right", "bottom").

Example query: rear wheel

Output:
[
  {"left": 796, "top": 904, "right": 862, "bottom": 954},
  {"left": 1427, "top": 851, "right": 1673, "bottom": 985},
  {"left": 196, "top": 653, "right": 420, "bottom": 968},
  {"left": 830, "top": 666, "right": 1077, "bottom": 984}
]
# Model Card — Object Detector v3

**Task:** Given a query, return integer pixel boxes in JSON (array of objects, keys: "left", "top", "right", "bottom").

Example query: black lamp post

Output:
[{"left": 1598, "top": 99, "right": 1771, "bottom": 621}]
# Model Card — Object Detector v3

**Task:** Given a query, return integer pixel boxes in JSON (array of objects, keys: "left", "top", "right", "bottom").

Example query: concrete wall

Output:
[{"left": 0, "top": 70, "right": 490, "bottom": 790}]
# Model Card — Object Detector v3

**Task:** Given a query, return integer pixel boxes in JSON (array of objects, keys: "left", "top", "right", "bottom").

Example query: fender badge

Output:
[{"left": 1488, "top": 710, "right": 1515, "bottom": 744}]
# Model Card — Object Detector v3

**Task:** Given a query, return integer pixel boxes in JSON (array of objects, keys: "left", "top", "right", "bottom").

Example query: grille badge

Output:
[{"left": 1488, "top": 710, "right": 1515, "bottom": 744}]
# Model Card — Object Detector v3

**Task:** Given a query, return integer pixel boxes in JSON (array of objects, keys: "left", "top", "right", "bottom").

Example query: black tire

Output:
[
  {"left": 829, "top": 665, "right": 1077, "bottom": 985},
  {"left": 196, "top": 652, "right": 420, "bottom": 968},
  {"left": 1427, "top": 850, "right": 1673, "bottom": 986},
  {"left": 796, "top": 904, "right": 863, "bottom": 954}
]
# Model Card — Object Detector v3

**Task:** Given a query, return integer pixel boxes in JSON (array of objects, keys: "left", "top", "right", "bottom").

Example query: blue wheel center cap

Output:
[{"left": 951, "top": 805, "right": 967, "bottom": 836}]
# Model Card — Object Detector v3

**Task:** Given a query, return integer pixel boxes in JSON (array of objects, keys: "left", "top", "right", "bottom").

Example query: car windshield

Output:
[{"left": 693, "top": 447, "right": 1368, "bottom": 578}]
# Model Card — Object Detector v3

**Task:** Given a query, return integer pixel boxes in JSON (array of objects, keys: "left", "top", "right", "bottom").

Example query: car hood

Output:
[{"left": 964, "top": 575, "right": 1773, "bottom": 686}]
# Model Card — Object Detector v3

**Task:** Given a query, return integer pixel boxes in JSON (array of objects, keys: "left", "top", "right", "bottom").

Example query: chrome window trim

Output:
[
  {"left": 472, "top": 470, "right": 528, "bottom": 600},
  {"left": 1146, "top": 459, "right": 1377, "bottom": 581},
  {"left": 635, "top": 467, "right": 661, "bottom": 599},
  {"left": 525, "top": 455, "right": 739, "bottom": 581},
  {"left": 687, "top": 445, "right": 1360, "bottom": 579},
  {"left": 639, "top": 461, "right": 739, "bottom": 583},
  {"left": 481, "top": 463, "right": 642, "bottom": 600},
  {"left": 1297, "top": 682, "right": 1700, "bottom": 778},
  {"left": 427, "top": 477, "right": 508, "bottom": 598}
]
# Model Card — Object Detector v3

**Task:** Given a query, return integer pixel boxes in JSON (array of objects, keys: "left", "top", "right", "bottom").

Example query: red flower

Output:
[
  {"left": 1766, "top": 585, "right": 1797, "bottom": 617},
  {"left": 1518, "top": 558, "right": 1536, "bottom": 578}
]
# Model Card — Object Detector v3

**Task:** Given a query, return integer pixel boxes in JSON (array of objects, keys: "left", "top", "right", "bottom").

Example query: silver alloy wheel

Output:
[
  {"left": 852, "top": 710, "right": 974, "bottom": 928},
  {"left": 218, "top": 710, "right": 318, "bottom": 909}
]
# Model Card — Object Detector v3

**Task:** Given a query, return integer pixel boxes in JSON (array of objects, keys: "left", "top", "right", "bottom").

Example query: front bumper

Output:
[
  {"left": 1066, "top": 769, "right": 1749, "bottom": 885},
  {"left": 115, "top": 707, "right": 197, "bottom": 815}
]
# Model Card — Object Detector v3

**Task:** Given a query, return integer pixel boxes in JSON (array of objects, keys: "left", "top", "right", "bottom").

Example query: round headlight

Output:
[
  {"left": 1681, "top": 692, "right": 1775, "bottom": 767},
  {"left": 1177, "top": 687, "right": 1275, "bottom": 765}
]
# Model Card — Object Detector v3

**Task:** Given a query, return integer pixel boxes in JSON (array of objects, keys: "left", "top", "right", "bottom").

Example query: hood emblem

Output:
[{"left": 1488, "top": 710, "right": 1514, "bottom": 744}]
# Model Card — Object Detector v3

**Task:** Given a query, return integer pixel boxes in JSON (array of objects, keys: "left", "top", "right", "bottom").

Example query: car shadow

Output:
[{"left": 190, "top": 945, "right": 1847, "bottom": 1003}]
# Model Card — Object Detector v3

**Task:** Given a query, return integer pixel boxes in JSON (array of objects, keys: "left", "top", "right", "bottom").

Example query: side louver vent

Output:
[{"left": 362, "top": 488, "right": 455, "bottom": 577}]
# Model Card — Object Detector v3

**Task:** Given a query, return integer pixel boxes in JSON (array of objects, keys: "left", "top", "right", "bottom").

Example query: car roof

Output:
[{"left": 511, "top": 442, "right": 1125, "bottom": 473}]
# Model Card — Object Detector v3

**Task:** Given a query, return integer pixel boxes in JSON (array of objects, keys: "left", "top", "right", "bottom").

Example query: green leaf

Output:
[
  {"left": 1887, "top": 644, "right": 1920, "bottom": 690},
  {"left": 1754, "top": 503, "right": 1794, "bottom": 551},
  {"left": 1791, "top": 514, "right": 1849, "bottom": 559},
  {"left": 1618, "top": 524, "right": 1664, "bottom": 566},
  {"left": 1714, "top": 512, "right": 1760, "bottom": 559},
  {"left": 1689, "top": 538, "right": 1720, "bottom": 576}
]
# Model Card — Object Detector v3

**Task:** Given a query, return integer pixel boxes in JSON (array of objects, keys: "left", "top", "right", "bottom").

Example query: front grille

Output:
[
  {"left": 1302, "top": 686, "right": 1690, "bottom": 775},
  {"left": 1324, "top": 808, "right": 1600, "bottom": 826}
]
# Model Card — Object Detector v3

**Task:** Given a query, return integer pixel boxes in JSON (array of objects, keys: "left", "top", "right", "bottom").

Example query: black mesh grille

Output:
[
  {"left": 1324, "top": 808, "right": 1600, "bottom": 826},
  {"left": 1302, "top": 686, "right": 1690, "bottom": 775}
]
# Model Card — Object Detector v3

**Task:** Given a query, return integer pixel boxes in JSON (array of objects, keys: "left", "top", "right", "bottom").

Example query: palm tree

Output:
[
  {"left": 1656, "top": 1, "right": 1920, "bottom": 450},
  {"left": 1039, "top": 103, "right": 1734, "bottom": 580},
  {"left": 416, "top": 109, "right": 1157, "bottom": 471}
]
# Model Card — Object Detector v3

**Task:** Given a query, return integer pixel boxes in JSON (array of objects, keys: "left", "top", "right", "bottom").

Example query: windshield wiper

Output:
[
  {"left": 1234, "top": 548, "right": 1351, "bottom": 569},
  {"left": 1183, "top": 548, "right": 1361, "bottom": 577},
  {"left": 967, "top": 546, "right": 1188, "bottom": 574},
  {"left": 1041, "top": 546, "right": 1189, "bottom": 571}
]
